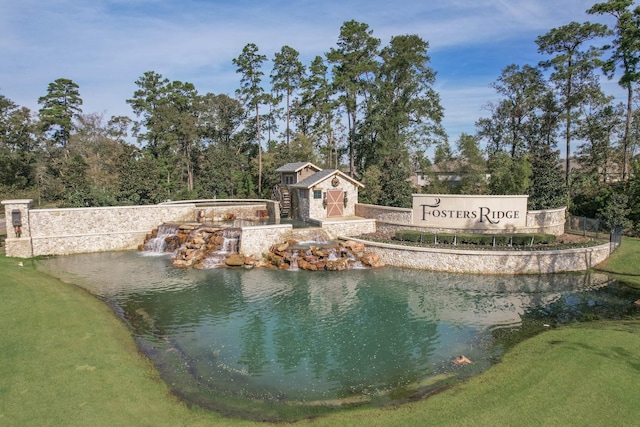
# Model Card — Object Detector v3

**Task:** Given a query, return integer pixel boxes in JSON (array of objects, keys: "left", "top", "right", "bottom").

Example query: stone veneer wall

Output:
[
  {"left": 356, "top": 203, "right": 566, "bottom": 236},
  {"left": 29, "top": 205, "right": 197, "bottom": 256},
  {"left": 355, "top": 203, "right": 412, "bottom": 224},
  {"left": 239, "top": 224, "right": 293, "bottom": 258},
  {"left": 310, "top": 218, "right": 376, "bottom": 240},
  {"left": 343, "top": 237, "right": 611, "bottom": 274},
  {"left": 2, "top": 199, "right": 269, "bottom": 257}
]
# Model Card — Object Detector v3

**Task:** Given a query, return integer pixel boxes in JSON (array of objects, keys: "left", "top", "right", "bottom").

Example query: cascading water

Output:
[
  {"left": 219, "top": 229, "right": 240, "bottom": 254},
  {"left": 143, "top": 224, "right": 180, "bottom": 253},
  {"left": 289, "top": 251, "right": 300, "bottom": 271}
]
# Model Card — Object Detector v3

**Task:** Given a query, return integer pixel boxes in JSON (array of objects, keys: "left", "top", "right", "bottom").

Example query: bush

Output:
[{"left": 393, "top": 230, "right": 557, "bottom": 247}]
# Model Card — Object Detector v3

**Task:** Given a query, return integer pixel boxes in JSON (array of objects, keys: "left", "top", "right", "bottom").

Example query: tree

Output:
[
  {"left": 233, "top": 43, "right": 268, "bottom": 195},
  {"left": 358, "top": 34, "right": 444, "bottom": 174},
  {"left": 575, "top": 85, "right": 622, "bottom": 184},
  {"left": 38, "top": 78, "right": 83, "bottom": 147},
  {"left": 478, "top": 64, "right": 548, "bottom": 159},
  {"left": 127, "top": 71, "right": 171, "bottom": 156},
  {"left": 327, "top": 20, "right": 380, "bottom": 176},
  {"left": 297, "top": 55, "right": 341, "bottom": 167},
  {"left": 271, "top": 45, "right": 305, "bottom": 146},
  {"left": 488, "top": 151, "right": 532, "bottom": 195},
  {"left": 536, "top": 21, "right": 610, "bottom": 184},
  {"left": 127, "top": 72, "right": 201, "bottom": 195},
  {"left": 197, "top": 93, "right": 253, "bottom": 198},
  {"left": 0, "top": 95, "right": 38, "bottom": 192},
  {"left": 588, "top": 0, "right": 640, "bottom": 180},
  {"left": 455, "top": 133, "right": 487, "bottom": 195},
  {"left": 528, "top": 139, "right": 567, "bottom": 209}
]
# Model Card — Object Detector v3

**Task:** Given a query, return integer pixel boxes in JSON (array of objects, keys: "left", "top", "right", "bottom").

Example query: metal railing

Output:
[{"left": 565, "top": 215, "right": 622, "bottom": 254}]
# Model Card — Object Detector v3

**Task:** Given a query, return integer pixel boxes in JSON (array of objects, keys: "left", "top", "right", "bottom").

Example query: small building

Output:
[{"left": 273, "top": 162, "right": 364, "bottom": 221}]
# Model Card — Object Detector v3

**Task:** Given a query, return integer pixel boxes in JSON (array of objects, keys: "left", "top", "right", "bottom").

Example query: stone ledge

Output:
[{"left": 340, "top": 237, "right": 611, "bottom": 275}]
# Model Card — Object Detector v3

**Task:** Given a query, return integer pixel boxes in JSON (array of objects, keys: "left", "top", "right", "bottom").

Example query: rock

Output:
[
  {"left": 452, "top": 355, "right": 472, "bottom": 365},
  {"left": 635, "top": 299, "right": 640, "bottom": 306},
  {"left": 342, "top": 240, "right": 365, "bottom": 253},
  {"left": 360, "top": 253, "right": 380, "bottom": 266},
  {"left": 226, "top": 254, "right": 246, "bottom": 267},
  {"left": 298, "top": 259, "right": 318, "bottom": 271},
  {"left": 325, "top": 259, "right": 348, "bottom": 271},
  {"left": 275, "top": 242, "right": 289, "bottom": 253}
]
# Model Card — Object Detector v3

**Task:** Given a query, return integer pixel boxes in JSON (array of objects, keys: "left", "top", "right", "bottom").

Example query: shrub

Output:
[{"left": 394, "top": 230, "right": 557, "bottom": 247}]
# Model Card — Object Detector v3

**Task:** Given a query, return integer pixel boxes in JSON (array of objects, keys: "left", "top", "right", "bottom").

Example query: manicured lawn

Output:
[
  {"left": 0, "top": 238, "right": 639, "bottom": 426},
  {"left": 595, "top": 237, "right": 640, "bottom": 287}
]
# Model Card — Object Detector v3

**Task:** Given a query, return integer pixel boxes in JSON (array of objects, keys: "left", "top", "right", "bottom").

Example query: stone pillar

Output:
[{"left": 1, "top": 199, "right": 34, "bottom": 258}]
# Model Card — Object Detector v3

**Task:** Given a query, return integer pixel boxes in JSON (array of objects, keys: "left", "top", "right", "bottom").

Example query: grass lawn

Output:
[
  {"left": 595, "top": 237, "right": 640, "bottom": 287},
  {"left": 0, "top": 238, "right": 639, "bottom": 426}
]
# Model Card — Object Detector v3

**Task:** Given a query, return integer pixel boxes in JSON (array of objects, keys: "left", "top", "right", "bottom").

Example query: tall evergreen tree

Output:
[
  {"left": 358, "top": 34, "right": 444, "bottom": 173},
  {"left": 536, "top": 21, "right": 610, "bottom": 184},
  {"left": 327, "top": 20, "right": 380, "bottom": 176},
  {"left": 38, "top": 78, "right": 83, "bottom": 148},
  {"left": 588, "top": 0, "right": 640, "bottom": 180},
  {"left": 233, "top": 43, "right": 268, "bottom": 195},
  {"left": 271, "top": 45, "right": 305, "bottom": 146}
]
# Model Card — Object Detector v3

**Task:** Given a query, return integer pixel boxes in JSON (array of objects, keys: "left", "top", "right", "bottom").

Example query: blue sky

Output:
[{"left": 0, "top": 0, "right": 630, "bottom": 146}]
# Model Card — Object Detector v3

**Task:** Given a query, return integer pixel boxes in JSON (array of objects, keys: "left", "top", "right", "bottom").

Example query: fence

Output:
[{"left": 565, "top": 215, "right": 622, "bottom": 254}]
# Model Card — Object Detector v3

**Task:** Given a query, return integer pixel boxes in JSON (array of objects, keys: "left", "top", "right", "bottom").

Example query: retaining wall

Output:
[
  {"left": 357, "top": 203, "right": 566, "bottom": 236},
  {"left": 1, "top": 199, "right": 269, "bottom": 257},
  {"left": 343, "top": 237, "right": 611, "bottom": 274}
]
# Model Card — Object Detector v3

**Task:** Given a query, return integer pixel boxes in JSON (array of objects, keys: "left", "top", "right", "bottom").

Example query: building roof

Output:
[
  {"left": 275, "top": 161, "right": 322, "bottom": 173},
  {"left": 291, "top": 169, "right": 364, "bottom": 189}
]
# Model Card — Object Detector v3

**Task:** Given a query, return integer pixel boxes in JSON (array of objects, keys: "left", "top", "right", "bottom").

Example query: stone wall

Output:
[
  {"left": 311, "top": 218, "right": 377, "bottom": 240},
  {"left": 2, "top": 199, "right": 270, "bottom": 258},
  {"left": 356, "top": 203, "right": 566, "bottom": 236},
  {"left": 29, "top": 205, "right": 197, "bottom": 256},
  {"left": 355, "top": 203, "right": 412, "bottom": 224},
  {"left": 240, "top": 224, "right": 293, "bottom": 258},
  {"left": 344, "top": 237, "right": 611, "bottom": 274}
]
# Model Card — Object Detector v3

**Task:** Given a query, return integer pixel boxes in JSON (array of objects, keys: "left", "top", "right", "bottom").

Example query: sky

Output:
[{"left": 0, "top": 0, "right": 631, "bottom": 148}]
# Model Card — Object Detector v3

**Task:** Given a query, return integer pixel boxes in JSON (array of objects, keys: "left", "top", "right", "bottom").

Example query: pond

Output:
[{"left": 37, "top": 251, "right": 640, "bottom": 421}]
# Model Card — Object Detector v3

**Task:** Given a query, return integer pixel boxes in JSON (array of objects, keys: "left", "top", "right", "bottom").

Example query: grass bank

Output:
[
  {"left": 595, "top": 236, "right": 640, "bottom": 287},
  {"left": 0, "top": 239, "right": 639, "bottom": 426}
]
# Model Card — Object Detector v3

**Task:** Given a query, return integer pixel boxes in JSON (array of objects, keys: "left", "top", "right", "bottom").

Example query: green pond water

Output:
[{"left": 37, "top": 251, "right": 640, "bottom": 421}]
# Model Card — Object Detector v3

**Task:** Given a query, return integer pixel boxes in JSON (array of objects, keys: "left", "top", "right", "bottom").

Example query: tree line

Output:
[{"left": 1, "top": 1, "right": 640, "bottom": 234}]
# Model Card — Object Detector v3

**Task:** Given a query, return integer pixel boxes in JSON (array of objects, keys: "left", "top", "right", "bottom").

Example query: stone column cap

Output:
[{"left": 1, "top": 199, "right": 33, "bottom": 205}]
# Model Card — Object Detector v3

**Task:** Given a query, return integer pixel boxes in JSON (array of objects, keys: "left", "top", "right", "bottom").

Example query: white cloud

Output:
[{"left": 0, "top": 0, "right": 631, "bottom": 142}]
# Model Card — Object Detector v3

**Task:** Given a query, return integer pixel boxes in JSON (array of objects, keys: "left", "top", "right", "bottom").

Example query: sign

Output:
[{"left": 412, "top": 194, "right": 528, "bottom": 230}]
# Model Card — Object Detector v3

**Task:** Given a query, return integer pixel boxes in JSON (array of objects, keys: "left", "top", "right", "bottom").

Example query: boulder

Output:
[
  {"left": 225, "top": 254, "right": 246, "bottom": 267},
  {"left": 360, "top": 253, "right": 380, "bottom": 266},
  {"left": 325, "top": 259, "right": 348, "bottom": 271}
]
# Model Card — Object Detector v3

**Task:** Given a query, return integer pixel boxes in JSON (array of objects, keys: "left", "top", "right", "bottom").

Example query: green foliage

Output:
[
  {"left": 456, "top": 133, "right": 488, "bottom": 194},
  {"left": 527, "top": 140, "right": 567, "bottom": 209},
  {"left": 488, "top": 151, "right": 532, "bottom": 195},
  {"left": 37, "top": 78, "right": 83, "bottom": 147},
  {"left": 375, "top": 152, "right": 414, "bottom": 208},
  {"left": 271, "top": 45, "right": 305, "bottom": 145},
  {"left": 394, "top": 229, "right": 557, "bottom": 246},
  {"left": 358, "top": 165, "right": 383, "bottom": 205},
  {"left": 233, "top": 43, "right": 268, "bottom": 194},
  {"left": 597, "top": 190, "right": 632, "bottom": 231}
]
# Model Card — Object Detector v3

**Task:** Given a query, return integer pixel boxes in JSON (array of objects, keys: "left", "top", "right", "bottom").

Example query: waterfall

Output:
[
  {"left": 144, "top": 224, "right": 179, "bottom": 253},
  {"left": 289, "top": 251, "right": 299, "bottom": 271},
  {"left": 219, "top": 229, "right": 240, "bottom": 254}
]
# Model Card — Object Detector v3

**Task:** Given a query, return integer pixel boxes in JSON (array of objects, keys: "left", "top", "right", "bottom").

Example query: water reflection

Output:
[{"left": 37, "top": 251, "right": 637, "bottom": 417}]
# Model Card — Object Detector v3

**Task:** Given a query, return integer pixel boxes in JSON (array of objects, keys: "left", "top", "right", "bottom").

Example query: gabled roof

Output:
[
  {"left": 275, "top": 162, "right": 322, "bottom": 173},
  {"left": 291, "top": 169, "right": 364, "bottom": 189}
]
